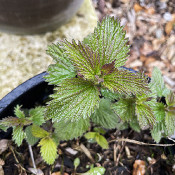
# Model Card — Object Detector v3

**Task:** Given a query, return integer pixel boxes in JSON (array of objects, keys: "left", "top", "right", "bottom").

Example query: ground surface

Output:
[
  {"left": 0, "top": 128, "right": 175, "bottom": 175},
  {"left": 93, "top": 0, "right": 175, "bottom": 92}
]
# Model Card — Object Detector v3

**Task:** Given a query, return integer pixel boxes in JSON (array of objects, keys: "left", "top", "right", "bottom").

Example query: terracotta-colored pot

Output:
[{"left": 0, "top": 0, "right": 84, "bottom": 34}]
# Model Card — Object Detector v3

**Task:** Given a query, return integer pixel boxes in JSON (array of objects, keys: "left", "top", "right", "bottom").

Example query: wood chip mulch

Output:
[{"left": 92, "top": 0, "right": 175, "bottom": 92}]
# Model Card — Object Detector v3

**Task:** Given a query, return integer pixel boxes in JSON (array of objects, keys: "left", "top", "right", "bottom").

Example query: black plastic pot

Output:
[
  {"left": 0, "top": 72, "right": 53, "bottom": 138},
  {"left": 0, "top": 0, "right": 84, "bottom": 34}
]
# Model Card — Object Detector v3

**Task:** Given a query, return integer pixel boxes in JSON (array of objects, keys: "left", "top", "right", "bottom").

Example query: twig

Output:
[
  {"left": 167, "top": 137, "right": 175, "bottom": 143},
  {"left": 9, "top": 145, "right": 26, "bottom": 172},
  {"left": 80, "top": 143, "right": 95, "bottom": 163},
  {"left": 115, "top": 140, "right": 125, "bottom": 166},
  {"left": 113, "top": 143, "right": 120, "bottom": 162},
  {"left": 109, "top": 138, "right": 175, "bottom": 146}
]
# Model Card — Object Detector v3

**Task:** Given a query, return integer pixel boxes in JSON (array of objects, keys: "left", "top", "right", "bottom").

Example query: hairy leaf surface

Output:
[
  {"left": 62, "top": 40, "right": 100, "bottom": 81},
  {"left": 100, "top": 88, "right": 122, "bottom": 100},
  {"left": 129, "top": 118, "right": 141, "bottom": 132},
  {"left": 38, "top": 137, "right": 58, "bottom": 165},
  {"left": 29, "top": 107, "right": 45, "bottom": 126},
  {"left": 14, "top": 105, "right": 25, "bottom": 118},
  {"left": 0, "top": 124, "right": 8, "bottom": 132},
  {"left": 152, "top": 102, "right": 165, "bottom": 121},
  {"left": 53, "top": 117, "right": 90, "bottom": 140},
  {"left": 149, "top": 67, "right": 170, "bottom": 97},
  {"left": 25, "top": 126, "right": 39, "bottom": 146},
  {"left": 32, "top": 125, "right": 49, "bottom": 138},
  {"left": 92, "top": 98, "right": 121, "bottom": 129},
  {"left": 12, "top": 126, "right": 26, "bottom": 146},
  {"left": 0, "top": 117, "right": 32, "bottom": 127},
  {"left": 45, "top": 44, "right": 76, "bottom": 85},
  {"left": 166, "top": 91, "right": 175, "bottom": 107},
  {"left": 151, "top": 123, "right": 162, "bottom": 143},
  {"left": 112, "top": 98, "right": 136, "bottom": 121},
  {"left": 46, "top": 78, "right": 100, "bottom": 122},
  {"left": 136, "top": 103, "right": 155, "bottom": 129},
  {"left": 83, "top": 16, "right": 130, "bottom": 67},
  {"left": 102, "top": 68, "right": 149, "bottom": 95},
  {"left": 165, "top": 111, "right": 175, "bottom": 135}
]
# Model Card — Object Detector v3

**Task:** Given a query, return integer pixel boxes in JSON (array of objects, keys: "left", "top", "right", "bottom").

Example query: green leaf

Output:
[
  {"left": 151, "top": 123, "right": 162, "bottom": 143},
  {"left": 74, "top": 158, "right": 80, "bottom": 170},
  {"left": 116, "top": 122, "right": 129, "bottom": 130},
  {"left": 95, "top": 134, "right": 109, "bottom": 149},
  {"left": 25, "top": 126, "right": 39, "bottom": 146},
  {"left": 14, "top": 105, "right": 25, "bottom": 118},
  {"left": 93, "top": 127, "right": 106, "bottom": 134},
  {"left": 62, "top": 40, "right": 101, "bottom": 81},
  {"left": 82, "top": 167, "right": 106, "bottom": 175},
  {"left": 38, "top": 137, "right": 58, "bottom": 165},
  {"left": 112, "top": 98, "right": 136, "bottom": 122},
  {"left": 136, "top": 103, "right": 155, "bottom": 129},
  {"left": 46, "top": 78, "right": 100, "bottom": 122},
  {"left": 0, "top": 124, "right": 8, "bottom": 132},
  {"left": 54, "top": 117, "right": 90, "bottom": 141},
  {"left": 12, "top": 126, "right": 26, "bottom": 146},
  {"left": 84, "top": 132, "right": 96, "bottom": 140},
  {"left": 31, "top": 125, "right": 49, "bottom": 138},
  {"left": 102, "top": 68, "right": 150, "bottom": 95},
  {"left": 0, "top": 117, "right": 32, "bottom": 127},
  {"left": 45, "top": 43, "right": 76, "bottom": 85},
  {"left": 149, "top": 67, "right": 170, "bottom": 97},
  {"left": 83, "top": 16, "right": 129, "bottom": 68},
  {"left": 166, "top": 91, "right": 175, "bottom": 107},
  {"left": 129, "top": 118, "right": 141, "bottom": 132},
  {"left": 92, "top": 98, "right": 120, "bottom": 129},
  {"left": 29, "top": 107, "right": 45, "bottom": 126},
  {"left": 45, "top": 63, "right": 76, "bottom": 86},
  {"left": 100, "top": 88, "right": 122, "bottom": 101},
  {"left": 165, "top": 111, "right": 175, "bottom": 135},
  {"left": 152, "top": 102, "right": 166, "bottom": 121}
]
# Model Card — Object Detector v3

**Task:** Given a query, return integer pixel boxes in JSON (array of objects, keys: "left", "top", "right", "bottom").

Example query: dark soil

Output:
[{"left": 1, "top": 128, "right": 175, "bottom": 175}]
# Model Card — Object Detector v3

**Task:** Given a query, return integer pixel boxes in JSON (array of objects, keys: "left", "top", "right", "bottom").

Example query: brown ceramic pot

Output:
[{"left": 0, "top": 0, "right": 84, "bottom": 34}]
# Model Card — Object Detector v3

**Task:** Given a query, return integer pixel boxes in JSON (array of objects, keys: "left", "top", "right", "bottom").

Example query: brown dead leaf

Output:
[
  {"left": 51, "top": 172, "right": 69, "bottom": 175},
  {"left": 0, "top": 165, "right": 4, "bottom": 175},
  {"left": 120, "top": 0, "right": 130, "bottom": 3},
  {"left": 145, "top": 56, "right": 156, "bottom": 66},
  {"left": 140, "top": 55, "right": 147, "bottom": 62},
  {"left": 165, "top": 21, "right": 174, "bottom": 35},
  {"left": 133, "top": 160, "right": 146, "bottom": 175},
  {"left": 130, "top": 60, "right": 143, "bottom": 68},
  {"left": 147, "top": 157, "right": 156, "bottom": 165},
  {"left": 144, "top": 7, "right": 155, "bottom": 15},
  {"left": 134, "top": 3, "right": 144, "bottom": 12},
  {"left": 172, "top": 14, "right": 175, "bottom": 22},
  {"left": 140, "top": 42, "right": 153, "bottom": 56},
  {"left": 0, "top": 139, "right": 9, "bottom": 154}
]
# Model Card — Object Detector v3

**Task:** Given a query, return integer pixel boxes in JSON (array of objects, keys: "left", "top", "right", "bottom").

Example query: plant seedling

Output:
[
  {"left": 0, "top": 16, "right": 175, "bottom": 166},
  {"left": 84, "top": 127, "right": 109, "bottom": 149}
]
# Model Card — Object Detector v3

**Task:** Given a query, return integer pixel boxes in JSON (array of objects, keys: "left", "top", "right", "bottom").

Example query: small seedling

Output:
[{"left": 84, "top": 127, "right": 109, "bottom": 149}]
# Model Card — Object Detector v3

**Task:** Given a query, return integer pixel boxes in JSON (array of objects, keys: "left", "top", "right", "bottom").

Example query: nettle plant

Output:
[{"left": 0, "top": 17, "right": 175, "bottom": 165}]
